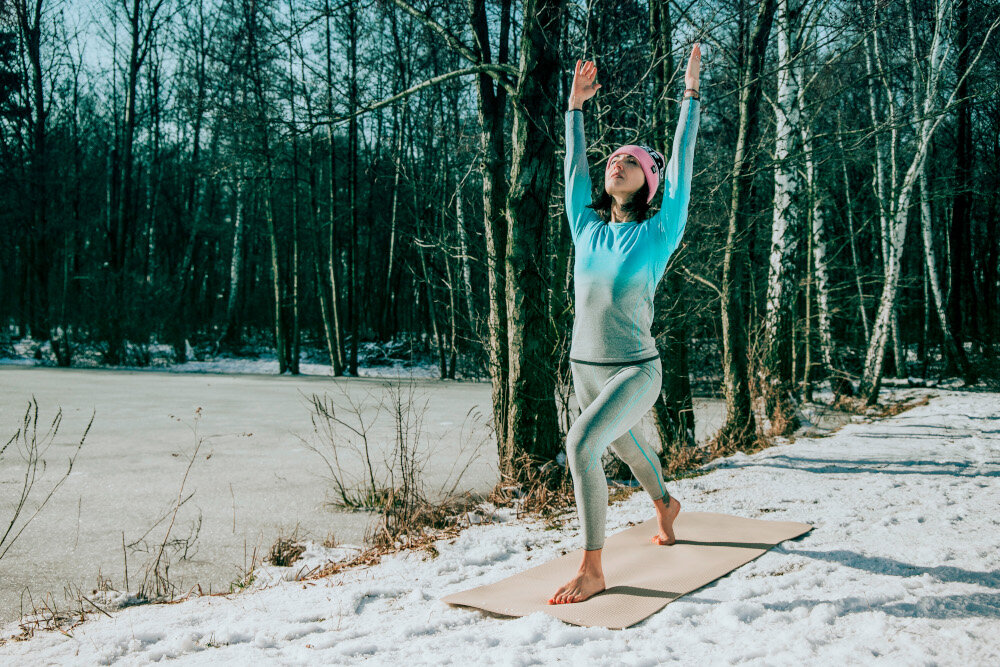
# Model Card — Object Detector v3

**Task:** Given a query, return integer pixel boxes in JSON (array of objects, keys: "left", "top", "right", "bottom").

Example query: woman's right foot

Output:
[
  {"left": 652, "top": 496, "right": 681, "bottom": 545},
  {"left": 548, "top": 568, "right": 606, "bottom": 605}
]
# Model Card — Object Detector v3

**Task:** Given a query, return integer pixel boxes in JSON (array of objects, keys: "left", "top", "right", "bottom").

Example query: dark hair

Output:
[{"left": 587, "top": 183, "right": 651, "bottom": 222}]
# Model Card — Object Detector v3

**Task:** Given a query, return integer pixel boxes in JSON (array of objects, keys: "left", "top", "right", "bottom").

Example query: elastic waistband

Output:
[{"left": 569, "top": 354, "right": 660, "bottom": 367}]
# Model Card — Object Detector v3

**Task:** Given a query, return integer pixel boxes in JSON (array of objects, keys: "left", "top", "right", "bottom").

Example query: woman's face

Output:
[{"left": 604, "top": 153, "right": 645, "bottom": 201}]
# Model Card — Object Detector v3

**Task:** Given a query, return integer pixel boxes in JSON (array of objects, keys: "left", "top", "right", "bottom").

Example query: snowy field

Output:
[
  {"left": 0, "top": 362, "right": 724, "bottom": 627},
  {"left": 0, "top": 364, "right": 497, "bottom": 626},
  {"left": 1, "top": 389, "right": 996, "bottom": 664}
]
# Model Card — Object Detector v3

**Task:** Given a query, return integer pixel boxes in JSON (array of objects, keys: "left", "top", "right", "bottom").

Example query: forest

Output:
[{"left": 2, "top": 0, "right": 999, "bottom": 477}]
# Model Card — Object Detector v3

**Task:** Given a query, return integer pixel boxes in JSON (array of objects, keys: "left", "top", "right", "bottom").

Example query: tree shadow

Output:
[
  {"left": 779, "top": 548, "right": 1000, "bottom": 588},
  {"left": 761, "top": 592, "right": 1000, "bottom": 619},
  {"left": 679, "top": 547, "right": 999, "bottom": 620},
  {"left": 714, "top": 454, "right": 999, "bottom": 478},
  {"left": 853, "top": 431, "right": 974, "bottom": 439}
]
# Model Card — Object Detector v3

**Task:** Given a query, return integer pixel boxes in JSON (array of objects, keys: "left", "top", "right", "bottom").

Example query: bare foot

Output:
[
  {"left": 651, "top": 496, "right": 681, "bottom": 545},
  {"left": 547, "top": 568, "right": 606, "bottom": 605}
]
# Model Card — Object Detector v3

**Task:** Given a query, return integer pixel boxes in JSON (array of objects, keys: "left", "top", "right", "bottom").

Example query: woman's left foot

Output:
[
  {"left": 547, "top": 569, "right": 606, "bottom": 605},
  {"left": 652, "top": 496, "right": 681, "bottom": 545}
]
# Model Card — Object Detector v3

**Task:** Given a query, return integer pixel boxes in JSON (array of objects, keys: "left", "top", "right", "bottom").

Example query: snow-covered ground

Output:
[
  {"left": 0, "top": 365, "right": 729, "bottom": 627},
  {"left": 2, "top": 389, "right": 997, "bottom": 665},
  {"left": 2, "top": 335, "right": 457, "bottom": 380}
]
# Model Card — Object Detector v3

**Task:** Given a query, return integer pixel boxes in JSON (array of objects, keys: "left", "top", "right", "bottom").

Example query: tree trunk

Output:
[
  {"left": 859, "top": 0, "right": 954, "bottom": 403},
  {"left": 469, "top": 0, "right": 512, "bottom": 453},
  {"left": 144, "top": 43, "right": 163, "bottom": 287},
  {"left": 324, "top": 0, "right": 345, "bottom": 376},
  {"left": 287, "top": 20, "right": 300, "bottom": 374},
  {"left": 985, "top": 121, "right": 1000, "bottom": 339},
  {"left": 761, "top": 0, "right": 803, "bottom": 433},
  {"left": 223, "top": 173, "right": 245, "bottom": 345},
  {"left": 719, "top": 0, "right": 777, "bottom": 449},
  {"left": 801, "top": 92, "right": 834, "bottom": 376},
  {"left": 907, "top": 0, "right": 975, "bottom": 384},
  {"left": 863, "top": 21, "right": 901, "bottom": 378},
  {"left": 948, "top": 0, "right": 975, "bottom": 344},
  {"left": 382, "top": 112, "right": 404, "bottom": 340},
  {"left": 802, "top": 213, "right": 813, "bottom": 400},
  {"left": 347, "top": 1, "right": 359, "bottom": 375},
  {"left": 107, "top": 0, "right": 145, "bottom": 363},
  {"left": 455, "top": 180, "right": 477, "bottom": 354},
  {"left": 502, "top": 0, "right": 565, "bottom": 476},
  {"left": 444, "top": 233, "right": 458, "bottom": 380}
]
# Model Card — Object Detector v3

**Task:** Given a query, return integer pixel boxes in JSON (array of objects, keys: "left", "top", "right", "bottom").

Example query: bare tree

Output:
[
  {"left": 907, "top": 0, "right": 975, "bottom": 384},
  {"left": 718, "top": 0, "right": 777, "bottom": 449},
  {"left": 858, "top": 0, "right": 997, "bottom": 403},
  {"left": 760, "top": 0, "right": 804, "bottom": 429}
]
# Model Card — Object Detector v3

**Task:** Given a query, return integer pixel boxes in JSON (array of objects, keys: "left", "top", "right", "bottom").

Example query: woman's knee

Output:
[{"left": 565, "top": 421, "right": 599, "bottom": 471}]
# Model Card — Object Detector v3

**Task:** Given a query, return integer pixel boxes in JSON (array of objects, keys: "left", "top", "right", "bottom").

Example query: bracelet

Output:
[{"left": 683, "top": 88, "right": 700, "bottom": 100}]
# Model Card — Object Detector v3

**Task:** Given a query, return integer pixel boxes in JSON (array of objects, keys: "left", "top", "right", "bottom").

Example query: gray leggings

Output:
[{"left": 568, "top": 357, "right": 669, "bottom": 551}]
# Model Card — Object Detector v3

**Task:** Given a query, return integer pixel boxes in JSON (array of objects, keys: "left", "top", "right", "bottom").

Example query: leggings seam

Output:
[{"left": 628, "top": 428, "right": 665, "bottom": 497}]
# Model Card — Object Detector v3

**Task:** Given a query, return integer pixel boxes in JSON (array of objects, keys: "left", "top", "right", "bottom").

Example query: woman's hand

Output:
[
  {"left": 569, "top": 59, "right": 601, "bottom": 111},
  {"left": 685, "top": 43, "right": 701, "bottom": 93}
]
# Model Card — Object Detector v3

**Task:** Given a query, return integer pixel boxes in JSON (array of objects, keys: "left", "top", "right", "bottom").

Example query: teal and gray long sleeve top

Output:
[{"left": 565, "top": 98, "right": 701, "bottom": 364}]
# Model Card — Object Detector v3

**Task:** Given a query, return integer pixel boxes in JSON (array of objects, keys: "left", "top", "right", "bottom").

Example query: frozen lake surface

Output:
[{"left": 0, "top": 365, "right": 734, "bottom": 624}]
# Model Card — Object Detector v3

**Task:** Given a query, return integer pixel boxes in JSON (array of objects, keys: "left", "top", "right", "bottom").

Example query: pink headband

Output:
[{"left": 605, "top": 144, "right": 665, "bottom": 204}]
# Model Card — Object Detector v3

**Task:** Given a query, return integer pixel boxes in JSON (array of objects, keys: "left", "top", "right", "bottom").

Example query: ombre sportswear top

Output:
[{"left": 565, "top": 97, "right": 701, "bottom": 364}]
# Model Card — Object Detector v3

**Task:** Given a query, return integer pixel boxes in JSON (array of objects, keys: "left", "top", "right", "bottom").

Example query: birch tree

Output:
[
  {"left": 798, "top": 61, "right": 835, "bottom": 392},
  {"left": 760, "top": 0, "right": 804, "bottom": 431},
  {"left": 858, "top": 0, "right": 997, "bottom": 403},
  {"left": 862, "top": 10, "right": 905, "bottom": 377},
  {"left": 322, "top": 0, "right": 345, "bottom": 375},
  {"left": 906, "top": 0, "right": 975, "bottom": 384}
]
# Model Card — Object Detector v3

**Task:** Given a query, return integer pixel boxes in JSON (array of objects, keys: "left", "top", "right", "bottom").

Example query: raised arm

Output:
[
  {"left": 652, "top": 44, "right": 702, "bottom": 255},
  {"left": 656, "top": 96, "right": 701, "bottom": 251},
  {"left": 565, "top": 60, "right": 601, "bottom": 243}
]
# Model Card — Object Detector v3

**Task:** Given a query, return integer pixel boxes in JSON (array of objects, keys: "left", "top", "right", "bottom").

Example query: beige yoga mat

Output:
[{"left": 441, "top": 511, "right": 812, "bottom": 629}]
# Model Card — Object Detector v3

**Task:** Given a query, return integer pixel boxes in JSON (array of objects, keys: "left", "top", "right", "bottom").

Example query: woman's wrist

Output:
[{"left": 568, "top": 97, "right": 584, "bottom": 111}]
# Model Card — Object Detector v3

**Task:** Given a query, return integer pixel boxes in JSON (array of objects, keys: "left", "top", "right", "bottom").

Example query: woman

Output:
[{"left": 549, "top": 46, "right": 702, "bottom": 606}]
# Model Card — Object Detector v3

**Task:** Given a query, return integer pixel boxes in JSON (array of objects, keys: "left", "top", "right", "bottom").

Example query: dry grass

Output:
[
  {"left": 291, "top": 376, "right": 496, "bottom": 578},
  {"left": 833, "top": 392, "right": 933, "bottom": 418},
  {"left": 2, "top": 399, "right": 92, "bottom": 564},
  {"left": 305, "top": 493, "right": 486, "bottom": 580},
  {"left": 660, "top": 442, "right": 708, "bottom": 478},
  {"left": 267, "top": 536, "right": 307, "bottom": 568}
]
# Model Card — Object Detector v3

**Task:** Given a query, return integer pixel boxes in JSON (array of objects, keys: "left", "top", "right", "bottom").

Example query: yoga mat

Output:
[{"left": 441, "top": 511, "right": 812, "bottom": 629}]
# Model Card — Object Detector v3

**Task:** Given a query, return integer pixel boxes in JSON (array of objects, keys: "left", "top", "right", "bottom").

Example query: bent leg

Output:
[
  {"left": 607, "top": 426, "right": 670, "bottom": 502},
  {"left": 565, "top": 360, "right": 662, "bottom": 550}
]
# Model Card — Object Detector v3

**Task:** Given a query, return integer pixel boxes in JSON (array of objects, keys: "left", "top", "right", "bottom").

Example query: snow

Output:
[
  {"left": 2, "top": 336, "right": 456, "bottom": 380},
  {"left": 0, "top": 365, "right": 500, "bottom": 627},
  {"left": 2, "top": 389, "right": 998, "bottom": 664}
]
